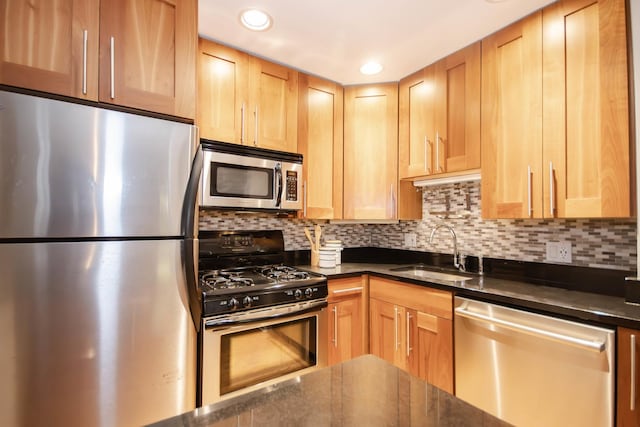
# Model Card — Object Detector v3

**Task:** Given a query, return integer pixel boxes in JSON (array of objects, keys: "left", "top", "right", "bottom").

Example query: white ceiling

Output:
[{"left": 198, "top": 0, "right": 556, "bottom": 85}]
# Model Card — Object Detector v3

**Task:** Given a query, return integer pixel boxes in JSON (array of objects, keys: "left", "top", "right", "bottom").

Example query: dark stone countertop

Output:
[
  {"left": 149, "top": 355, "right": 511, "bottom": 427},
  {"left": 301, "top": 263, "right": 640, "bottom": 330}
]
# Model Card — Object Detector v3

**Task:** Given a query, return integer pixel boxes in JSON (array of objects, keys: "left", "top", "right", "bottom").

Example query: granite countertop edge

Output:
[{"left": 300, "top": 263, "right": 640, "bottom": 330}]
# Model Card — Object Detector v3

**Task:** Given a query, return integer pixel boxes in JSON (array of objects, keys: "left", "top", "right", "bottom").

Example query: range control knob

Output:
[
  {"left": 294, "top": 289, "right": 303, "bottom": 300},
  {"left": 242, "top": 296, "right": 253, "bottom": 308},
  {"left": 305, "top": 288, "right": 313, "bottom": 298},
  {"left": 228, "top": 297, "right": 240, "bottom": 310}
]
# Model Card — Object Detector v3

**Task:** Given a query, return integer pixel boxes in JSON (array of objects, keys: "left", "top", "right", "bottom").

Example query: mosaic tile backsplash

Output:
[{"left": 199, "top": 181, "right": 637, "bottom": 271}]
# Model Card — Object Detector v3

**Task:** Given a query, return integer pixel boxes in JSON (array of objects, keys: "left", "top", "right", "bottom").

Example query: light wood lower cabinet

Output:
[
  {"left": 369, "top": 277, "right": 453, "bottom": 393},
  {"left": 617, "top": 327, "right": 640, "bottom": 426},
  {"left": 327, "top": 276, "right": 368, "bottom": 366}
]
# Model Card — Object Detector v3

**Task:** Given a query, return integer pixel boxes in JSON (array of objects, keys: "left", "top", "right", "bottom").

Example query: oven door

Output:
[{"left": 200, "top": 301, "right": 327, "bottom": 405}]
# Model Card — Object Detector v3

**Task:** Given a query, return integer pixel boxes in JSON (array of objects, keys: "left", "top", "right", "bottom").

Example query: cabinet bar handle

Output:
[
  {"left": 406, "top": 311, "right": 412, "bottom": 357},
  {"left": 424, "top": 136, "right": 428, "bottom": 172},
  {"left": 82, "top": 30, "right": 88, "bottom": 95},
  {"left": 109, "top": 36, "right": 115, "bottom": 99},
  {"left": 549, "top": 162, "right": 555, "bottom": 217},
  {"left": 436, "top": 131, "right": 442, "bottom": 172},
  {"left": 303, "top": 180, "right": 307, "bottom": 218},
  {"left": 241, "top": 103, "right": 246, "bottom": 143},
  {"left": 527, "top": 165, "right": 532, "bottom": 217},
  {"left": 254, "top": 106, "right": 259, "bottom": 146},
  {"left": 394, "top": 306, "right": 399, "bottom": 351},
  {"left": 332, "top": 287, "right": 363, "bottom": 295},
  {"left": 390, "top": 184, "right": 395, "bottom": 216},
  {"left": 632, "top": 334, "right": 637, "bottom": 411},
  {"left": 426, "top": 138, "right": 432, "bottom": 174},
  {"left": 332, "top": 306, "right": 338, "bottom": 347}
]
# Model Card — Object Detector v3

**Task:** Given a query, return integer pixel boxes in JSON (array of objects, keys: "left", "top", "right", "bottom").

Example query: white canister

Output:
[
  {"left": 318, "top": 247, "right": 336, "bottom": 268},
  {"left": 324, "top": 240, "right": 343, "bottom": 265}
]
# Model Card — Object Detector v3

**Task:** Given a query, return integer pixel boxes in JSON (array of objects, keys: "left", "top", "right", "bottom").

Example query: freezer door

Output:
[
  {"left": 0, "top": 240, "right": 196, "bottom": 427},
  {"left": 0, "top": 90, "right": 196, "bottom": 239}
]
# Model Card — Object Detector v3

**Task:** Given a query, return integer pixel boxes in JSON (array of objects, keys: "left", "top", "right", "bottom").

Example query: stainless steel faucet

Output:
[{"left": 429, "top": 224, "right": 465, "bottom": 271}]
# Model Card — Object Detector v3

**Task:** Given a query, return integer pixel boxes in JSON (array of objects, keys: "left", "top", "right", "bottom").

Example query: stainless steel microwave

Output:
[{"left": 200, "top": 140, "right": 303, "bottom": 211}]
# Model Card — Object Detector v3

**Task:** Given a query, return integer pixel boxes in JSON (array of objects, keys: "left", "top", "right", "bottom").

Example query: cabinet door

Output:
[
  {"left": 481, "top": 12, "right": 543, "bottom": 219},
  {"left": 328, "top": 297, "right": 364, "bottom": 366},
  {"left": 327, "top": 276, "right": 368, "bottom": 366},
  {"left": 408, "top": 310, "right": 453, "bottom": 394},
  {"left": 344, "top": 83, "right": 399, "bottom": 219},
  {"left": 0, "top": 0, "right": 99, "bottom": 99},
  {"left": 197, "top": 39, "right": 250, "bottom": 144},
  {"left": 249, "top": 58, "right": 298, "bottom": 153},
  {"left": 617, "top": 327, "right": 640, "bottom": 426},
  {"left": 370, "top": 298, "right": 406, "bottom": 370},
  {"left": 298, "top": 74, "right": 343, "bottom": 219},
  {"left": 434, "top": 42, "right": 481, "bottom": 175},
  {"left": 99, "top": 0, "right": 196, "bottom": 118},
  {"left": 399, "top": 66, "right": 435, "bottom": 179},
  {"left": 542, "top": 0, "right": 630, "bottom": 218}
]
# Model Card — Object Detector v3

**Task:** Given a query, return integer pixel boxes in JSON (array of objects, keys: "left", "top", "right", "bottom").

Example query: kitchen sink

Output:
[{"left": 390, "top": 264, "right": 472, "bottom": 282}]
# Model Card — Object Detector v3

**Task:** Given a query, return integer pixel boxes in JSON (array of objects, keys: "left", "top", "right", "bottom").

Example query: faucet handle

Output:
[{"left": 458, "top": 253, "right": 466, "bottom": 272}]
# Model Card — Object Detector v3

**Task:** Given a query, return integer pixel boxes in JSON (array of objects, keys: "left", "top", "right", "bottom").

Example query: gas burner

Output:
[
  {"left": 259, "top": 265, "right": 311, "bottom": 282},
  {"left": 200, "top": 270, "right": 255, "bottom": 291}
]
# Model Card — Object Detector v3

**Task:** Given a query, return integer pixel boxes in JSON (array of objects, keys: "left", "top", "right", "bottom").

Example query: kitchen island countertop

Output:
[
  {"left": 301, "top": 263, "right": 640, "bottom": 329},
  {"left": 149, "top": 355, "right": 511, "bottom": 427}
]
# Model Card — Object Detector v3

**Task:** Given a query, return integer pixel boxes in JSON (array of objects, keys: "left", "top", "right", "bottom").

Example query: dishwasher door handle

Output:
[{"left": 454, "top": 306, "right": 606, "bottom": 352}]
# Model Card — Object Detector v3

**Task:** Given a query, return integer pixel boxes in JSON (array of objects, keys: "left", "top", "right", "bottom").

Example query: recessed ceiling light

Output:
[
  {"left": 239, "top": 9, "right": 272, "bottom": 31},
  {"left": 360, "top": 61, "right": 383, "bottom": 75}
]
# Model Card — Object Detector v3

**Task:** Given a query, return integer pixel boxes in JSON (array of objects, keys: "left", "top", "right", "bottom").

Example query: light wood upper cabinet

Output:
[
  {"left": 542, "top": 0, "right": 630, "bottom": 218},
  {"left": 0, "top": 0, "right": 196, "bottom": 119},
  {"left": 197, "top": 40, "right": 249, "bottom": 144},
  {"left": 197, "top": 39, "right": 298, "bottom": 152},
  {"left": 617, "top": 327, "right": 640, "bottom": 426},
  {"left": 434, "top": 42, "right": 481, "bottom": 175},
  {"left": 399, "top": 42, "right": 480, "bottom": 180},
  {"left": 481, "top": 11, "right": 544, "bottom": 219},
  {"left": 327, "top": 276, "right": 368, "bottom": 366},
  {"left": 369, "top": 277, "right": 453, "bottom": 393},
  {"left": 99, "top": 0, "right": 196, "bottom": 119},
  {"left": 250, "top": 58, "right": 298, "bottom": 153},
  {"left": 344, "top": 83, "right": 399, "bottom": 219},
  {"left": 0, "top": 0, "right": 100, "bottom": 100},
  {"left": 298, "top": 74, "right": 343, "bottom": 219},
  {"left": 399, "top": 66, "right": 436, "bottom": 178},
  {"left": 483, "top": 0, "right": 631, "bottom": 219}
]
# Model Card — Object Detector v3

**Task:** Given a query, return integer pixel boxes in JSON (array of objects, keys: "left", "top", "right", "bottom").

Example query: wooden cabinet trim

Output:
[{"left": 369, "top": 277, "right": 452, "bottom": 319}]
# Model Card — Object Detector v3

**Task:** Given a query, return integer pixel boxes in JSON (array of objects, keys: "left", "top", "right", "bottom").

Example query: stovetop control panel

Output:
[{"left": 203, "top": 283, "right": 327, "bottom": 317}]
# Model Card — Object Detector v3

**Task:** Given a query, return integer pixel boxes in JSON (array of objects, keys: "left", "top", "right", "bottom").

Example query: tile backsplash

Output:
[{"left": 199, "top": 181, "right": 637, "bottom": 271}]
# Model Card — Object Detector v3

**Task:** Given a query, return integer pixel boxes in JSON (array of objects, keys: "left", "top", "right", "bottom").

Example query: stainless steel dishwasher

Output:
[{"left": 454, "top": 297, "right": 615, "bottom": 427}]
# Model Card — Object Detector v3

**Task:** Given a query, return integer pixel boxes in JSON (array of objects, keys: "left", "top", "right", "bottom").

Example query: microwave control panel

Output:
[{"left": 286, "top": 171, "right": 298, "bottom": 201}]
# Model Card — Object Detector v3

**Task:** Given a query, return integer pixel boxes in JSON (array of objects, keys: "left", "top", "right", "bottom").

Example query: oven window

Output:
[
  {"left": 219, "top": 316, "right": 317, "bottom": 395},
  {"left": 211, "top": 163, "right": 273, "bottom": 199}
]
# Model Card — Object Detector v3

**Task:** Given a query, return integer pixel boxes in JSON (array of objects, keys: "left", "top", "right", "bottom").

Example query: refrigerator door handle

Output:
[{"left": 181, "top": 141, "right": 204, "bottom": 239}]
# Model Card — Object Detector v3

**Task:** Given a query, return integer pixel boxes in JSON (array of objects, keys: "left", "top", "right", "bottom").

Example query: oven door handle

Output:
[
  {"left": 274, "top": 163, "right": 283, "bottom": 208},
  {"left": 205, "top": 300, "right": 328, "bottom": 329}
]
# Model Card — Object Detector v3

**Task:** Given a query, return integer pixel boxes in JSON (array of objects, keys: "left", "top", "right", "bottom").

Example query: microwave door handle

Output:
[{"left": 275, "top": 163, "right": 283, "bottom": 208}]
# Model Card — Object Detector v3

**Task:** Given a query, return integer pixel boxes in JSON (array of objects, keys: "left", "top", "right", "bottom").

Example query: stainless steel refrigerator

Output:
[{"left": 0, "top": 90, "right": 202, "bottom": 426}]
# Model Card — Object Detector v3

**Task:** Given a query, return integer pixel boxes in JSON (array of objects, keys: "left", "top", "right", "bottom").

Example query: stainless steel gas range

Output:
[{"left": 197, "top": 230, "right": 328, "bottom": 406}]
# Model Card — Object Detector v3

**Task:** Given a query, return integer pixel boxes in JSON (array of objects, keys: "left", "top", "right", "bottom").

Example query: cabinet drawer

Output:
[
  {"left": 328, "top": 276, "right": 367, "bottom": 302},
  {"left": 369, "top": 277, "right": 452, "bottom": 319}
]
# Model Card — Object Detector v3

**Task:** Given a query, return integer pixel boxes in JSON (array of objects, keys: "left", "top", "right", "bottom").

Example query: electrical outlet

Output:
[
  {"left": 546, "top": 241, "right": 572, "bottom": 263},
  {"left": 404, "top": 233, "right": 417, "bottom": 248}
]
